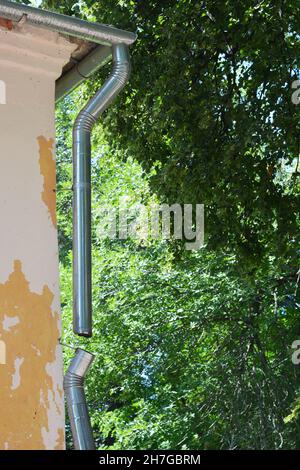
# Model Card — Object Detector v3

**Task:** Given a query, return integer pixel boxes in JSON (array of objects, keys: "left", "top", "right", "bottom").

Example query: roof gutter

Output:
[
  {"left": 55, "top": 45, "right": 111, "bottom": 102},
  {"left": 0, "top": 0, "right": 136, "bottom": 45},
  {"left": 0, "top": 0, "right": 136, "bottom": 103}
]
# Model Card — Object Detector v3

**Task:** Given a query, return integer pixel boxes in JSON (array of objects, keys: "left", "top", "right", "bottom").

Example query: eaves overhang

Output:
[{"left": 0, "top": 0, "right": 136, "bottom": 101}]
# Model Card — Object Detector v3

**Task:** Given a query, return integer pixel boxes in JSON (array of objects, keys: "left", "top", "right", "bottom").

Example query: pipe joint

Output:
[{"left": 74, "top": 111, "right": 97, "bottom": 134}]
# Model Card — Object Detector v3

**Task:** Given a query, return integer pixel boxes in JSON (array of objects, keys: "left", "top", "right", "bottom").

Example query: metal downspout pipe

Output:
[
  {"left": 63, "top": 43, "right": 131, "bottom": 450},
  {"left": 63, "top": 348, "right": 96, "bottom": 450},
  {"left": 73, "top": 43, "right": 131, "bottom": 338}
]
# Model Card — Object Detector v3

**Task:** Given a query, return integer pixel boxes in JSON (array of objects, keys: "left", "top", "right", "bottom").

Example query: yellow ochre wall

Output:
[{"left": 0, "top": 21, "right": 76, "bottom": 449}]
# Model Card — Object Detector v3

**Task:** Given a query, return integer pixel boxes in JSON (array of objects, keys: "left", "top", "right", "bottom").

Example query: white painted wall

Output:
[{"left": 0, "top": 22, "right": 76, "bottom": 450}]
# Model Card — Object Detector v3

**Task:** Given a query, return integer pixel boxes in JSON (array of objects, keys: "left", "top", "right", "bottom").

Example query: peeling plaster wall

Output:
[{"left": 0, "top": 23, "right": 76, "bottom": 450}]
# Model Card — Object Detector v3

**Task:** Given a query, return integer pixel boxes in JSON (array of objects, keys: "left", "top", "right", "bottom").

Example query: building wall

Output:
[{"left": 0, "top": 22, "right": 75, "bottom": 450}]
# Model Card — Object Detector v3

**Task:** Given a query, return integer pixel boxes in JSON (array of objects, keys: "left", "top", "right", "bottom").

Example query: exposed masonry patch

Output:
[
  {"left": 0, "top": 18, "right": 13, "bottom": 31},
  {"left": 54, "top": 428, "right": 65, "bottom": 450},
  {"left": 43, "top": 345, "right": 65, "bottom": 448},
  {"left": 0, "top": 260, "right": 64, "bottom": 449},
  {"left": 37, "top": 136, "right": 57, "bottom": 228}
]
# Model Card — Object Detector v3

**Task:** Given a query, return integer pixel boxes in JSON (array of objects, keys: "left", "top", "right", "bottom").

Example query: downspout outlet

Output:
[{"left": 63, "top": 348, "right": 95, "bottom": 450}]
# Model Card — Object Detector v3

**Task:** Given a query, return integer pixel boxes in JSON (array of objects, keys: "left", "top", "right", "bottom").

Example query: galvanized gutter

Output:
[
  {"left": 55, "top": 45, "right": 111, "bottom": 102},
  {"left": 0, "top": 0, "right": 136, "bottom": 46}
]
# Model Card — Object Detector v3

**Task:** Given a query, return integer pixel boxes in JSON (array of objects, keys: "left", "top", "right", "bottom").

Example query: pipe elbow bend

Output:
[
  {"left": 112, "top": 44, "right": 131, "bottom": 87},
  {"left": 63, "top": 348, "right": 94, "bottom": 389},
  {"left": 63, "top": 348, "right": 95, "bottom": 450},
  {"left": 73, "top": 43, "right": 131, "bottom": 135}
]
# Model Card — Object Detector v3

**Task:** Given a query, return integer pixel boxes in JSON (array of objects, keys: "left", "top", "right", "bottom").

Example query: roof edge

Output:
[{"left": 0, "top": 0, "right": 136, "bottom": 46}]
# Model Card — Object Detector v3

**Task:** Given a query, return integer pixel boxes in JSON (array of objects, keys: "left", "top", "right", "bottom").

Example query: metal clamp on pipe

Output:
[
  {"left": 63, "top": 348, "right": 95, "bottom": 450},
  {"left": 73, "top": 43, "right": 131, "bottom": 337}
]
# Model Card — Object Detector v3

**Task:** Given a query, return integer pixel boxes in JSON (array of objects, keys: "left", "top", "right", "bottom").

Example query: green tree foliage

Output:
[
  {"left": 44, "top": 0, "right": 300, "bottom": 267},
  {"left": 56, "top": 97, "right": 299, "bottom": 449},
  {"left": 40, "top": 0, "right": 300, "bottom": 449}
]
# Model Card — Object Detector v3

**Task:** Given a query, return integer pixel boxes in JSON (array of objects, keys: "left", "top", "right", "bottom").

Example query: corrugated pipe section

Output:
[
  {"left": 73, "top": 43, "right": 131, "bottom": 338},
  {"left": 63, "top": 348, "right": 95, "bottom": 450}
]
